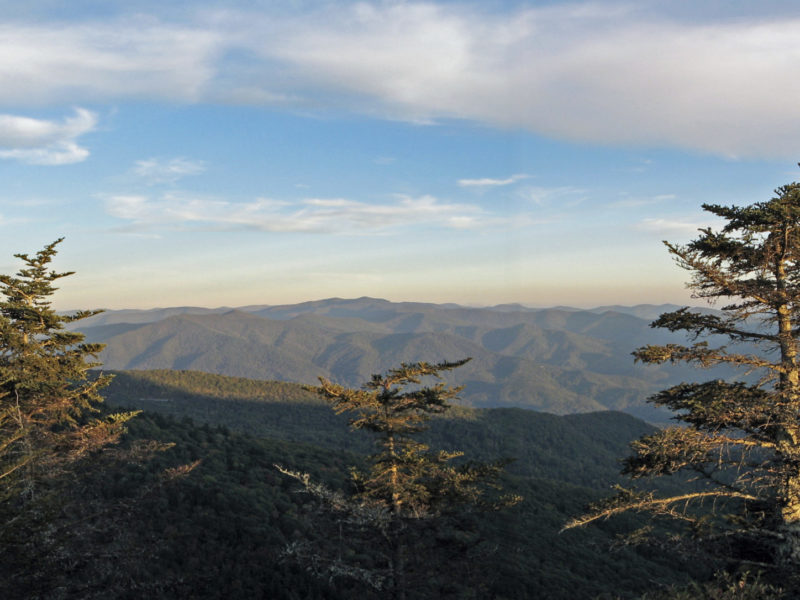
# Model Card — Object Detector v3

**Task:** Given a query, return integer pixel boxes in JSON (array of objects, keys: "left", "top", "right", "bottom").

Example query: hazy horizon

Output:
[{"left": 60, "top": 295, "right": 707, "bottom": 314}]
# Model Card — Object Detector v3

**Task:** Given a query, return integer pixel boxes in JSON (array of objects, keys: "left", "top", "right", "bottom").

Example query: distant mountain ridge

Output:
[
  {"left": 77, "top": 297, "right": 717, "bottom": 418},
  {"left": 76, "top": 298, "right": 701, "bottom": 327}
]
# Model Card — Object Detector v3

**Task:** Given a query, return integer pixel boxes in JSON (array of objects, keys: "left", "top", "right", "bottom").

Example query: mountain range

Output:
[{"left": 77, "top": 297, "right": 722, "bottom": 419}]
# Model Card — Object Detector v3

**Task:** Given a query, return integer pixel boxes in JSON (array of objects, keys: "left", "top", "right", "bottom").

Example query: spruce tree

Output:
[
  {"left": 0, "top": 239, "right": 134, "bottom": 504},
  {"left": 278, "top": 359, "right": 519, "bottom": 599},
  {"left": 564, "top": 180, "right": 800, "bottom": 589}
]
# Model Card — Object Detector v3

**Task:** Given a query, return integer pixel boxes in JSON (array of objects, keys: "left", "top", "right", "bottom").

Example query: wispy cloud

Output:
[
  {"left": 458, "top": 174, "right": 530, "bottom": 188},
  {"left": 104, "top": 193, "right": 503, "bottom": 233},
  {"left": 4, "top": 5, "right": 800, "bottom": 157},
  {"left": 133, "top": 157, "right": 206, "bottom": 184},
  {"left": 0, "top": 108, "right": 96, "bottom": 165},
  {"left": 636, "top": 217, "right": 704, "bottom": 236},
  {"left": 519, "top": 186, "right": 586, "bottom": 206}
]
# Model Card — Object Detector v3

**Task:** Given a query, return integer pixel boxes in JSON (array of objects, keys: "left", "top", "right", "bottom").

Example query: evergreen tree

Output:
[
  {"left": 278, "top": 359, "right": 519, "bottom": 600},
  {"left": 0, "top": 239, "right": 134, "bottom": 504},
  {"left": 564, "top": 180, "right": 800, "bottom": 591}
]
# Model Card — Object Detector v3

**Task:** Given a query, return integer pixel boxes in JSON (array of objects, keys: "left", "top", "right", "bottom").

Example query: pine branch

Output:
[{"left": 562, "top": 489, "right": 759, "bottom": 532}]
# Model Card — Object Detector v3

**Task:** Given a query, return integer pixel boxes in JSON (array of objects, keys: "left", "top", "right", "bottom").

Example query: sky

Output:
[{"left": 2, "top": 0, "right": 800, "bottom": 310}]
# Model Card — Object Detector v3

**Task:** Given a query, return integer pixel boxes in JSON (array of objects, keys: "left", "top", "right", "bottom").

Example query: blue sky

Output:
[{"left": 1, "top": 0, "right": 799, "bottom": 309}]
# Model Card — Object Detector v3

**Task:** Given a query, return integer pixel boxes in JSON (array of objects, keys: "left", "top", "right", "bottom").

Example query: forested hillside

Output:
[
  {"left": 38, "top": 368, "right": 698, "bottom": 599},
  {"left": 103, "top": 369, "right": 659, "bottom": 485}
]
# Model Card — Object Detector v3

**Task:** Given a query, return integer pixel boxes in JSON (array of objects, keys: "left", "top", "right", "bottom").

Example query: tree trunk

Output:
[
  {"left": 779, "top": 475, "right": 800, "bottom": 566},
  {"left": 774, "top": 251, "right": 800, "bottom": 567},
  {"left": 391, "top": 536, "right": 407, "bottom": 600},
  {"left": 384, "top": 399, "right": 406, "bottom": 600}
]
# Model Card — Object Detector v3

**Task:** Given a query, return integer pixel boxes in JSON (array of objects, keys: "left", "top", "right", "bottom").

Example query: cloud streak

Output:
[
  {"left": 104, "top": 193, "right": 502, "bottom": 233},
  {"left": 458, "top": 174, "right": 530, "bottom": 188},
  {"left": 134, "top": 157, "right": 206, "bottom": 184},
  {"left": 0, "top": 108, "right": 96, "bottom": 164},
  {"left": 636, "top": 217, "right": 705, "bottom": 236},
  {"left": 3, "top": 4, "right": 800, "bottom": 157},
  {"left": 519, "top": 186, "right": 586, "bottom": 206}
]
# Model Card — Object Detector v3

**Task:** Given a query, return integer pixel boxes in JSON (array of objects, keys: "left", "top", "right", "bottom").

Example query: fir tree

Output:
[
  {"left": 564, "top": 179, "right": 800, "bottom": 591},
  {"left": 0, "top": 239, "right": 135, "bottom": 504},
  {"left": 278, "top": 359, "right": 519, "bottom": 600}
]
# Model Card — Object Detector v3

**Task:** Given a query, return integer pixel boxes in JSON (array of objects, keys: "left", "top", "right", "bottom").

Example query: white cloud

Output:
[
  {"left": 4, "top": 5, "right": 800, "bottom": 157},
  {"left": 0, "top": 108, "right": 96, "bottom": 164},
  {"left": 458, "top": 174, "right": 530, "bottom": 187},
  {"left": 0, "top": 20, "right": 221, "bottom": 105},
  {"left": 238, "top": 3, "right": 800, "bottom": 158},
  {"left": 134, "top": 157, "right": 206, "bottom": 184},
  {"left": 235, "top": 3, "right": 800, "bottom": 157},
  {"left": 104, "top": 192, "right": 501, "bottom": 233},
  {"left": 0, "top": 142, "right": 88, "bottom": 165}
]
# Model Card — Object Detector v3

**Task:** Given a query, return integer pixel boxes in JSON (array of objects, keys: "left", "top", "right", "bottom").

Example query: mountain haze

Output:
[{"left": 79, "top": 297, "right": 712, "bottom": 417}]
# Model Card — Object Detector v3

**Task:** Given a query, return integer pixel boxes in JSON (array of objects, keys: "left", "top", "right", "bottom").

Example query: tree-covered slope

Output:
[
  {"left": 69, "top": 369, "right": 698, "bottom": 599},
  {"left": 102, "top": 369, "right": 654, "bottom": 485},
  {"left": 11, "top": 410, "right": 695, "bottom": 600}
]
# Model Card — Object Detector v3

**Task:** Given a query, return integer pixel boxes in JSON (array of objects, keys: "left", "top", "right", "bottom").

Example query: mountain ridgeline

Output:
[{"left": 79, "top": 297, "right": 719, "bottom": 419}]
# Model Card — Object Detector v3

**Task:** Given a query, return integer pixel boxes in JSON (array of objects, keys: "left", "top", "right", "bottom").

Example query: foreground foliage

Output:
[
  {"left": 0, "top": 241, "right": 137, "bottom": 548},
  {"left": 0, "top": 239, "right": 134, "bottom": 499},
  {"left": 2, "top": 403, "right": 694, "bottom": 599},
  {"left": 0, "top": 240, "right": 145, "bottom": 598},
  {"left": 566, "top": 179, "right": 800, "bottom": 592},
  {"left": 279, "top": 359, "right": 524, "bottom": 599},
  {"left": 639, "top": 572, "right": 783, "bottom": 600}
]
